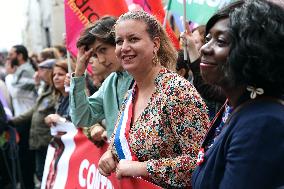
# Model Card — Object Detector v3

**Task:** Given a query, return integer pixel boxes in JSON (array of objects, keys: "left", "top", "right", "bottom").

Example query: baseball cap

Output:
[{"left": 38, "top": 59, "right": 56, "bottom": 69}]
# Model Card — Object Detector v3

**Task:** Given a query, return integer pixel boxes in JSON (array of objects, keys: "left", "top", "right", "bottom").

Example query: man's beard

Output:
[{"left": 11, "top": 57, "right": 19, "bottom": 67}]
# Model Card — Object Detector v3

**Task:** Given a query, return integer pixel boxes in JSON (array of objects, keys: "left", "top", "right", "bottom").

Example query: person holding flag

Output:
[{"left": 98, "top": 11, "right": 209, "bottom": 188}]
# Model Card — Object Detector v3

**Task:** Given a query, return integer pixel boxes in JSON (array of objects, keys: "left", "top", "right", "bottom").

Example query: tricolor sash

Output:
[{"left": 114, "top": 86, "right": 138, "bottom": 161}]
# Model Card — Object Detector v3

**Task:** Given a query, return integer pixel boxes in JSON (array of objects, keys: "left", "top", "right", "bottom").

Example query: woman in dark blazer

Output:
[{"left": 192, "top": 0, "right": 284, "bottom": 188}]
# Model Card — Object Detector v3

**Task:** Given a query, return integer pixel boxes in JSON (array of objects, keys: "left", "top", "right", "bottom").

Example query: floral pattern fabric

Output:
[{"left": 109, "top": 68, "right": 209, "bottom": 188}]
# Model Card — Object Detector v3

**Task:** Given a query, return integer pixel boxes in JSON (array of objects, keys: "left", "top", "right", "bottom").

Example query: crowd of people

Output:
[{"left": 0, "top": 0, "right": 283, "bottom": 188}]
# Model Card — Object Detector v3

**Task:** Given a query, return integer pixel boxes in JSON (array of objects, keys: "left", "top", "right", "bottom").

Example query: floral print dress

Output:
[{"left": 109, "top": 68, "right": 209, "bottom": 188}]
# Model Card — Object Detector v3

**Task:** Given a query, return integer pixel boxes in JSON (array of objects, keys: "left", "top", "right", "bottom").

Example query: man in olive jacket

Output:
[{"left": 9, "top": 59, "right": 56, "bottom": 186}]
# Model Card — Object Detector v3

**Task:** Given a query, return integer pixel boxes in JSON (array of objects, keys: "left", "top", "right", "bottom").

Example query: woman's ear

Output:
[{"left": 153, "top": 37, "right": 161, "bottom": 52}]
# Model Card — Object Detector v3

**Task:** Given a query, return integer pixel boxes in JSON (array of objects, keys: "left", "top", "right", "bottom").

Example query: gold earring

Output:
[{"left": 152, "top": 51, "right": 159, "bottom": 66}]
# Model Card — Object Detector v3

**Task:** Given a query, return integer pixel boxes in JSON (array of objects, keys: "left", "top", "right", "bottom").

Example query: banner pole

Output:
[
  {"left": 163, "top": 0, "right": 172, "bottom": 28},
  {"left": 65, "top": 50, "right": 72, "bottom": 92},
  {"left": 183, "top": 0, "right": 188, "bottom": 61},
  {"left": 67, "top": 50, "right": 72, "bottom": 75}
]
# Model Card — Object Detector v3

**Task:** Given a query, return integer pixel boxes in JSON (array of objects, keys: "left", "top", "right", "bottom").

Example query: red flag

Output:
[
  {"left": 64, "top": 0, "right": 128, "bottom": 56},
  {"left": 65, "top": 0, "right": 180, "bottom": 57},
  {"left": 126, "top": 0, "right": 180, "bottom": 49}
]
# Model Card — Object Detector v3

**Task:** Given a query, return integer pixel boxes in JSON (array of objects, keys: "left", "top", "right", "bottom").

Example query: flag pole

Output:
[
  {"left": 163, "top": 0, "right": 172, "bottom": 28},
  {"left": 183, "top": 0, "right": 188, "bottom": 61},
  {"left": 67, "top": 50, "right": 72, "bottom": 75},
  {"left": 65, "top": 50, "right": 72, "bottom": 92}
]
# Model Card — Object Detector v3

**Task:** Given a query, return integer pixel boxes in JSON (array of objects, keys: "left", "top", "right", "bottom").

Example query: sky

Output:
[{"left": 0, "top": 0, "right": 27, "bottom": 51}]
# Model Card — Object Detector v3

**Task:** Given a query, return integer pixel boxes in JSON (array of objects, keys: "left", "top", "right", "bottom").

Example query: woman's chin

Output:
[{"left": 122, "top": 63, "right": 135, "bottom": 72}]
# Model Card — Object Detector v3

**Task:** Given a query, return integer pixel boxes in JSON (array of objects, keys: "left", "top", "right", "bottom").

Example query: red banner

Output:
[
  {"left": 65, "top": 0, "right": 179, "bottom": 57},
  {"left": 64, "top": 0, "right": 128, "bottom": 56},
  {"left": 125, "top": 0, "right": 180, "bottom": 49},
  {"left": 42, "top": 122, "right": 161, "bottom": 189}
]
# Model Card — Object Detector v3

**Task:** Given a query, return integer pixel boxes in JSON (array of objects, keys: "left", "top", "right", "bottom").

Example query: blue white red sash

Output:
[{"left": 114, "top": 87, "right": 138, "bottom": 161}]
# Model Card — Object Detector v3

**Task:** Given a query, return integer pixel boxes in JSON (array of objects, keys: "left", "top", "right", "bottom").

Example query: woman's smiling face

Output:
[
  {"left": 114, "top": 19, "right": 159, "bottom": 74},
  {"left": 200, "top": 18, "right": 231, "bottom": 86},
  {"left": 53, "top": 66, "right": 67, "bottom": 92}
]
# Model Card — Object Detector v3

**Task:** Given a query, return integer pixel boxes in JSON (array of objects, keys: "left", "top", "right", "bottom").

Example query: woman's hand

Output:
[
  {"left": 88, "top": 124, "right": 107, "bottom": 147},
  {"left": 45, "top": 114, "right": 65, "bottom": 127},
  {"left": 75, "top": 46, "right": 93, "bottom": 77},
  {"left": 90, "top": 124, "right": 107, "bottom": 142},
  {"left": 180, "top": 32, "right": 196, "bottom": 50},
  {"left": 33, "top": 71, "right": 40, "bottom": 86},
  {"left": 179, "top": 32, "right": 200, "bottom": 62},
  {"left": 64, "top": 73, "right": 71, "bottom": 87},
  {"left": 116, "top": 160, "right": 148, "bottom": 179},
  {"left": 98, "top": 150, "right": 117, "bottom": 177}
]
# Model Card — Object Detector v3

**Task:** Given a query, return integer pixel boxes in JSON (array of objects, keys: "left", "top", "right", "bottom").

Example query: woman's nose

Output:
[
  {"left": 200, "top": 41, "right": 213, "bottom": 56},
  {"left": 121, "top": 41, "right": 130, "bottom": 52},
  {"left": 97, "top": 54, "right": 106, "bottom": 64}
]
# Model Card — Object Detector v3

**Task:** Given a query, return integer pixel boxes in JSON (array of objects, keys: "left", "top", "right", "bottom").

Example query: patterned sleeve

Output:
[{"left": 147, "top": 80, "right": 209, "bottom": 188}]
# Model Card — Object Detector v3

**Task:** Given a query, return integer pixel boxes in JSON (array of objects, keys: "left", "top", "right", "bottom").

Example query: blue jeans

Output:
[{"left": 35, "top": 147, "right": 47, "bottom": 181}]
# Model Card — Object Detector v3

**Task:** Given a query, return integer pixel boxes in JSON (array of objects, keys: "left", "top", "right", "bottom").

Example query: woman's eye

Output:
[
  {"left": 115, "top": 39, "right": 123, "bottom": 45},
  {"left": 216, "top": 38, "right": 228, "bottom": 46},
  {"left": 130, "top": 38, "right": 138, "bottom": 42},
  {"left": 99, "top": 48, "right": 106, "bottom": 53},
  {"left": 205, "top": 35, "right": 211, "bottom": 43}
]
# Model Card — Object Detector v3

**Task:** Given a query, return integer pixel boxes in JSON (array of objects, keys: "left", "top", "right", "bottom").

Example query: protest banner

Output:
[
  {"left": 64, "top": 0, "right": 128, "bottom": 56},
  {"left": 125, "top": 0, "right": 180, "bottom": 49},
  {"left": 41, "top": 122, "right": 162, "bottom": 189},
  {"left": 169, "top": 0, "right": 232, "bottom": 25},
  {"left": 65, "top": 0, "right": 180, "bottom": 57}
]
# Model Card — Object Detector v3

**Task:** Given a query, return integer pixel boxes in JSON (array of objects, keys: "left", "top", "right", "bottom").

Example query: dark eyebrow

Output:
[
  {"left": 95, "top": 44, "right": 103, "bottom": 52},
  {"left": 128, "top": 34, "right": 137, "bottom": 38},
  {"left": 218, "top": 28, "right": 230, "bottom": 34},
  {"left": 117, "top": 33, "right": 139, "bottom": 39},
  {"left": 210, "top": 29, "right": 230, "bottom": 37}
]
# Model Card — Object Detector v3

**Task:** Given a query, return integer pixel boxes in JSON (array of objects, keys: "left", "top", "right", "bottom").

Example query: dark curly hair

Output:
[
  {"left": 205, "top": 0, "right": 244, "bottom": 37},
  {"left": 13, "top": 44, "right": 38, "bottom": 71},
  {"left": 13, "top": 45, "right": 29, "bottom": 61},
  {"left": 203, "top": 0, "right": 244, "bottom": 88},
  {"left": 76, "top": 16, "right": 117, "bottom": 48},
  {"left": 228, "top": 0, "right": 284, "bottom": 96}
]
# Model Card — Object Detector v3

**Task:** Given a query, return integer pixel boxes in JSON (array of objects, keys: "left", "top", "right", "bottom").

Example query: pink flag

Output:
[{"left": 64, "top": 0, "right": 128, "bottom": 56}]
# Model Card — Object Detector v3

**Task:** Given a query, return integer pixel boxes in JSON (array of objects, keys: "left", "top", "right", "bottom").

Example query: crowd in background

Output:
[{"left": 0, "top": 0, "right": 283, "bottom": 189}]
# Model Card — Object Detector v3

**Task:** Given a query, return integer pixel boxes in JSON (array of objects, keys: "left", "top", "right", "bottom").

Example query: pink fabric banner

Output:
[
  {"left": 64, "top": 0, "right": 128, "bottom": 56},
  {"left": 64, "top": 0, "right": 85, "bottom": 56},
  {"left": 65, "top": 0, "right": 179, "bottom": 57}
]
